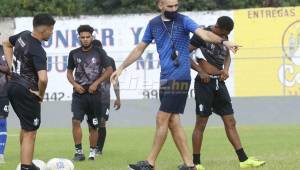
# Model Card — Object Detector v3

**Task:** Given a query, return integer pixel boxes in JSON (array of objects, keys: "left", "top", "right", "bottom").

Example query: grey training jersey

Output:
[
  {"left": 190, "top": 26, "right": 229, "bottom": 70},
  {"left": 67, "top": 46, "right": 110, "bottom": 89},
  {"left": 100, "top": 57, "right": 116, "bottom": 104},
  {"left": 0, "top": 45, "right": 8, "bottom": 97},
  {"left": 9, "top": 31, "right": 47, "bottom": 91}
]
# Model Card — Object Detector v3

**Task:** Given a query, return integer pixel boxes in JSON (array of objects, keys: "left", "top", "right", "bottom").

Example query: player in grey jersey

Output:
[
  {"left": 67, "top": 25, "right": 113, "bottom": 161},
  {"left": 3, "top": 13, "right": 55, "bottom": 170},
  {"left": 92, "top": 40, "right": 121, "bottom": 155},
  {"left": 190, "top": 16, "right": 265, "bottom": 169}
]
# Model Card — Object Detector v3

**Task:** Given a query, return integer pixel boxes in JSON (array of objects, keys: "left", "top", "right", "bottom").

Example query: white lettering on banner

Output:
[
  {"left": 14, "top": 11, "right": 234, "bottom": 100},
  {"left": 278, "top": 64, "right": 300, "bottom": 87}
]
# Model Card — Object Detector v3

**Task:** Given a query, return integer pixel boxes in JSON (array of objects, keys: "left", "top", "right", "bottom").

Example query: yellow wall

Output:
[{"left": 234, "top": 7, "right": 300, "bottom": 96}]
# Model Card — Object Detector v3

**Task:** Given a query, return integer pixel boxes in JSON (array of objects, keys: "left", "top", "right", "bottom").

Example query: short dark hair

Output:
[
  {"left": 33, "top": 13, "right": 55, "bottom": 27},
  {"left": 77, "top": 25, "right": 94, "bottom": 35},
  {"left": 217, "top": 16, "right": 234, "bottom": 32},
  {"left": 92, "top": 40, "right": 103, "bottom": 49}
]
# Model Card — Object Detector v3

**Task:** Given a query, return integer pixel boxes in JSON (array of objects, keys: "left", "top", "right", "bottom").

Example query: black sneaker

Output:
[
  {"left": 128, "top": 160, "right": 154, "bottom": 170},
  {"left": 178, "top": 164, "right": 196, "bottom": 170},
  {"left": 31, "top": 163, "right": 40, "bottom": 170},
  {"left": 96, "top": 149, "right": 103, "bottom": 155},
  {"left": 73, "top": 153, "right": 85, "bottom": 161}
]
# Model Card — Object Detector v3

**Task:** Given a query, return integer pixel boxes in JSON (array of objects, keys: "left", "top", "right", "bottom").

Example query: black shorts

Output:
[
  {"left": 0, "top": 97, "right": 9, "bottom": 118},
  {"left": 99, "top": 103, "right": 110, "bottom": 121},
  {"left": 194, "top": 78, "right": 234, "bottom": 117},
  {"left": 159, "top": 80, "right": 190, "bottom": 114},
  {"left": 7, "top": 82, "right": 41, "bottom": 131},
  {"left": 72, "top": 91, "right": 102, "bottom": 128}
]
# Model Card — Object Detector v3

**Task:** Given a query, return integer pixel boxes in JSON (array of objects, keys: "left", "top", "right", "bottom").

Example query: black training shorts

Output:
[
  {"left": 194, "top": 78, "right": 234, "bottom": 117},
  {"left": 7, "top": 82, "right": 41, "bottom": 131}
]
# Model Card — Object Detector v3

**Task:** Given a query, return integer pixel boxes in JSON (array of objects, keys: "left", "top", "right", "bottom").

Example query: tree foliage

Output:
[{"left": 0, "top": 0, "right": 299, "bottom": 17}]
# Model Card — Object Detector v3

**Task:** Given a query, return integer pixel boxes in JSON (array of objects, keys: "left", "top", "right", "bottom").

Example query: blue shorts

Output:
[{"left": 159, "top": 80, "right": 191, "bottom": 114}]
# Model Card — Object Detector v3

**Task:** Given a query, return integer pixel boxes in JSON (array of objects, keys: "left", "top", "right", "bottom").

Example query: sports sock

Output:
[
  {"left": 0, "top": 119, "right": 7, "bottom": 155},
  {"left": 97, "top": 127, "right": 106, "bottom": 152},
  {"left": 75, "top": 144, "right": 83, "bottom": 154},
  {"left": 21, "top": 164, "right": 32, "bottom": 170},
  {"left": 236, "top": 148, "right": 248, "bottom": 162},
  {"left": 193, "top": 154, "right": 201, "bottom": 165}
]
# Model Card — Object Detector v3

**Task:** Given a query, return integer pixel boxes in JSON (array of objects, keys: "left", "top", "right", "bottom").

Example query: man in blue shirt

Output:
[{"left": 111, "top": 0, "right": 239, "bottom": 170}]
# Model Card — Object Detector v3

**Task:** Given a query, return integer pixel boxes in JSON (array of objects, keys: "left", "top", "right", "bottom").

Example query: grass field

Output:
[{"left": 1, "top": 125, "right": 300, "bottom": 170}]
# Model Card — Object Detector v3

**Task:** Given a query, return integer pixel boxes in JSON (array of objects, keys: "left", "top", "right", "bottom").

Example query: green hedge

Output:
[{"left": 0, "top": 0, "right": 299, "bottom": 17}]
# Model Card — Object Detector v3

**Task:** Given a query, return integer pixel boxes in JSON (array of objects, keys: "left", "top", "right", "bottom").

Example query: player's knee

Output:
[
  {"left": 194, "top": 124, "right": 206, "bottom": 134},
  {"left": 72, "top": 119, "right": 81, "bottom": 126},
  {"left": 22, "top": 130, "right": 37, "bottom": 140},
  {"left": 168, "top": 120, "right": 176, "bottom": 130},
  {"left": 225, "top": 117, "right": 236, "bottom": 129},
  {"left": 99, "top": 120, "right": 106, "bottom": 127},
  {"left": 156, "top": 116, "right": 169, "bottom": 128},
  {"left": 195, "top": 118, "right": 208, "bottom": 131},
  {"left": 89, "top": 125, "right": 97, "bottom": 132}
]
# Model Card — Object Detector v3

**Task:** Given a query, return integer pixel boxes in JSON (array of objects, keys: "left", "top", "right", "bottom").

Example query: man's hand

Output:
[
  {"left": 88, "top": 82, "right": 98, "bottom": 94},
  {"left": 220, "top": 69, "right": 229, "bottom": 81},
  {"left": 29, "top": 89, "right": 43, "bottom": 103},
  {"left": 223, "top": 41, "right": 241, "bottom": 53},
  {"left": 74, "top": 83, "right": 86, "bottom": 94},
  {"left": 199, "top": 72, "right": 210, "bottom": 83},
  {"left": 114, "top": 99, "right": 121, "bottom": 110},
  {"left": 110, "top": 69, "right": 123, "bottom": 85}
]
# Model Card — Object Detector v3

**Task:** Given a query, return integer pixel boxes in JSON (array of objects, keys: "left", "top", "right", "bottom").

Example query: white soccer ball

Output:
[
  {"left": 16, "top": 159, "right": 47, "bottom": 170},
  {"left": 46, "top": 158, "right": 74, "bottom": 170}
]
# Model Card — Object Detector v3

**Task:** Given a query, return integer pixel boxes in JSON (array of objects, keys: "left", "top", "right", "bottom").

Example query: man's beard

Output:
[{"left": 82, "top": 43, "right": 92, "bottom": 50}]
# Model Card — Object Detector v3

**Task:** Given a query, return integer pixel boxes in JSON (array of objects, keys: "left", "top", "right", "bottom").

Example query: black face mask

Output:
[{"left": 164, "top": 10, "right": 177, "bottom": 20}]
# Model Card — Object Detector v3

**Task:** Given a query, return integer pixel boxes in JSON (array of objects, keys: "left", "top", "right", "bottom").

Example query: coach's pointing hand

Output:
[
  {"left": 111, "top": 69, "right": 122, "bottom": 85},
  {"left": 223, "top": 41, "right": 241, "bottom": 53}
]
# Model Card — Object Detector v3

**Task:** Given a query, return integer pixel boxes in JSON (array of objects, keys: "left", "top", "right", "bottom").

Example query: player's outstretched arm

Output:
[
  {"left": 194, "top": 28, "right": 240, "bottom": 53},
  {"left": 111, "top": 42, "right": 148, "bottom": 84}
]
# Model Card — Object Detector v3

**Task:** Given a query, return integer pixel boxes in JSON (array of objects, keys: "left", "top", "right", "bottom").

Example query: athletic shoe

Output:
[
  {"left": 88, "top": 148, "right": 97, "bottom": 160},
  {"left": 178, "top": 164, "right": 196, "bottom": 170},
  {"left": 240, "top": 157, "right": 265, "bottom": 168},
  {"left": 31, "top": 162, "right": 40, "bottom": 170},
  {"left": 128, "top": 160, "right": 154, "bottom": 170},
  {"left": 96, "top": 149, "right": 103, "bottom": 155},
  {"left": 0, "top": 154, "right": 4, "bottom": 164},
  {"left": 73, "top": 153, "right": 85, "bottom": 161},
  {"left": 195, "top": 164, "right": 205, "bottom": 170}
]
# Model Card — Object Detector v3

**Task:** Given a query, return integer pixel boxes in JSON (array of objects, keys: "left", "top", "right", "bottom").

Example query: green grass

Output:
[{"left": 2, "top": 125, "right": 300, "bottom": 170}]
